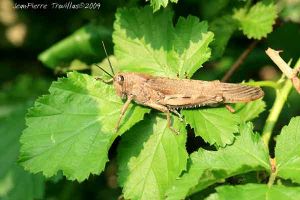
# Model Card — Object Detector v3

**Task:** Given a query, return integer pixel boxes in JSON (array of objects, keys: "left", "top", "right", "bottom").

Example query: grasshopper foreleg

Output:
[
  {"left": 115, "top": 95, "right": 133, "bottom": 131},
  {"left": 95, "top": 77, "right": 113, "bottom": 84}
]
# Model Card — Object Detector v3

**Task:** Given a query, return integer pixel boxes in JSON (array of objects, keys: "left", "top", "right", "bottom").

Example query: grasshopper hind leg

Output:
[{"left": 144, "top": 102, "right": 180, "bottom": 134}]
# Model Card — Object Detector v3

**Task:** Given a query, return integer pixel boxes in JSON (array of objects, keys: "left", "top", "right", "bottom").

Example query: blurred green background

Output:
[{"left": 0, "top": 0, "right": 299, "bottom": 199}]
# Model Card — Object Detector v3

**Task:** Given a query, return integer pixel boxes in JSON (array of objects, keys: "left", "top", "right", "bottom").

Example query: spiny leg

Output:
[
  {"left": 169, "top": 107, "right": 183, "bottom": 122},
  {"left": 115, "top": 95, "right": 133, "bottom": 131}
]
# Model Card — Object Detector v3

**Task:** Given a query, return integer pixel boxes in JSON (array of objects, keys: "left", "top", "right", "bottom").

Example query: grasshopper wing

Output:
[
  {"left": 147, "top": 77, "right": 263, "bottom": 108},
  {"left": 217, "top": 82, "right": 264, "bottom": 103}
]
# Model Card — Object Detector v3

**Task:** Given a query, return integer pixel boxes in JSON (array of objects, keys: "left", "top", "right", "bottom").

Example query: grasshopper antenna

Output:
[
  {"left": 95, "top": 64, "right": 114, "bottom": 78},
  {"left": 102, "top": 41, "right": 115, "bottom": 76}
]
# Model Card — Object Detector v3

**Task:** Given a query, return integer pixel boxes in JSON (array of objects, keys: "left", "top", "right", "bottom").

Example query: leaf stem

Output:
[
  {"left": 262, "top": 78, "right": 293, "bottom": 147},
  {"left": 244, "top": 81, "right": 280, "bottom": 89},
  {"left": 262, "top": 48, "right": 298, "bottom": 148}
]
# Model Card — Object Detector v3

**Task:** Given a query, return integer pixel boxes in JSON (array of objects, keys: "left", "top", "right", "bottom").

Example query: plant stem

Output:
[
  {"left": 265, "top": 48, "right": 293, "bottom": 78},
  {"left": 262, "top": 79, "right": 293, "bottom": 147},
  {"left": 222, "top": 40, "right": 258, "bottom": 82}
]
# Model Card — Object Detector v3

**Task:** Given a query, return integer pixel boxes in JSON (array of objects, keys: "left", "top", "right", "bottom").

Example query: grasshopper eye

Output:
[{"left": 116, "top": 75, "right": 124, "bottom": 84}]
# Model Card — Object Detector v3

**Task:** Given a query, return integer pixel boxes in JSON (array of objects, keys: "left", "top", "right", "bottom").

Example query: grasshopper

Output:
[{"left": 96, "top": 42, "right": 264, "bottom": 133}]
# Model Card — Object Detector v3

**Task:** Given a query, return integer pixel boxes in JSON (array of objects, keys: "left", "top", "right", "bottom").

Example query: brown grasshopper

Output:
[{"left": 96, "top": 42, "right": 264, "bottom": 133}]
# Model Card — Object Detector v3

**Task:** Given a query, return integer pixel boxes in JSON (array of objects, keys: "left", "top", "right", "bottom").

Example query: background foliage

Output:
[{"left": 0, "top": 0, "right": 300, "bottom": 199}]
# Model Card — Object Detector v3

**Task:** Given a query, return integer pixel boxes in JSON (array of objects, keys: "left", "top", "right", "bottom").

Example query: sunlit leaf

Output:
[
  {"left": 212, "top": 184, "right": 300, "bottom": 200},
  {"left": 113, "top": 6, "right": 214, "bottom": 78},
  {"left": 166, "top": 123, "right": 270, "bottom": 200},
  {"left": 122, "top": 115, "right": 188, "bottom": 200},
  {"left": 183, "top": 107, "right": 241, "bottom": 146},
  {"left": 275, "top": 117, "right": 300, "bottom": 183},
  {"left": 149, "top": 0, "right": 178, "bottom": 12},
  {"left": 19, "top": 72, "right": 149, "bottom": 181},
  {"left": 233, "top": 2, "right": 277, "bottom": 39}
]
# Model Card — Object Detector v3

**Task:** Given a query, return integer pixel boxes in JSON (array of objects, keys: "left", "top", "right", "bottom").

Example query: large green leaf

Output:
[
  {"left": 122, "top": 115, "right": 188, "bottom": 200},
  {"left": 211, "top": 184, "right": 300, "bottom": 200},
  {"left": 19, "top": 72, "right": 149, "bottom": 181},
  {"left": 182, "top": 107, "right": 241, "bottom": 146},
  {"left": 0, "top": 103, "right": 44, "bottom": 200},
  {"left": 0, "top": 164, "right": 44, "bottom": 200},
  {"left": 275, "top": 117, "right": 300, "bottom": 183},
  {"left": 165, "top": 123, "right": 270, "bottom": 200},
  {"left": 38, "top": 23, "right": 112, "bottom": 69},
  {"left": 113, "top": 6, "right": 214, "bottom": 78},
  {"left": 0, "top": 104, "right": 28, "bottom": 179},
  {"left": 117, "top": 114, "right": 154, "bottom": 187},
  {"left": 233, "top": 2, "right": 277, "bottom": 39},
  {"left": 149, "top": 0, "right": 178, "bottom": 12}
]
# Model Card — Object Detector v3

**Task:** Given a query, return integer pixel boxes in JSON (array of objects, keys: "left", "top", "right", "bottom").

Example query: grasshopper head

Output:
[
  {"left": 113, "top": 72, "right": 150, "bottom": 100},
  {"left": 113, "top": 73, "right": 127, "bottom": 99}
]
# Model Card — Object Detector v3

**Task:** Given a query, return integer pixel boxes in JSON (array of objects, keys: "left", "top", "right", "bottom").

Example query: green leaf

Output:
[
  {"left": 275, "top": 116, "right": 300, "bottom": 183},
  {"left": 0, "top": 164, "right": 44, "bottom": 200},
  {"left": 209, "top": 15, "right": 238, "bottom": 60},
  {"left": 117, "top": 114, "right": 154, "bottom": 187},
  {"left": 38, "top": 23, "right": 112, "bottom": 69},
  {"left": 235, "top": 99, "right": 266, "bottom": 122},
  {"left": 122, "top": 115, "right": 188, "bottom": 200},
  {"left": 182, "top": 107, "right": 241, "bottom": 146},
  {"left": 212, "top": 184, "right": 300, "bottom": 200},
  {"left": 0, "top": 104, "right": 28, "bottom": 179},
  {"left": 0, "top": 103, "right": 45, "bottom": 200},
  {"left": 233, "top": 2, "right": 277, "bottom": 39},
  {"left": 149, "top": 0, "right": 178, "bottom": 12},
  {"left": 113, "top": 7, "right": 214, "bottom": 78},
  {"left": 19, "top": 72, "right": 150, "bottom": 181},
  {"left": 165, "top": 123, "right": 270, "bottom": 200}
]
